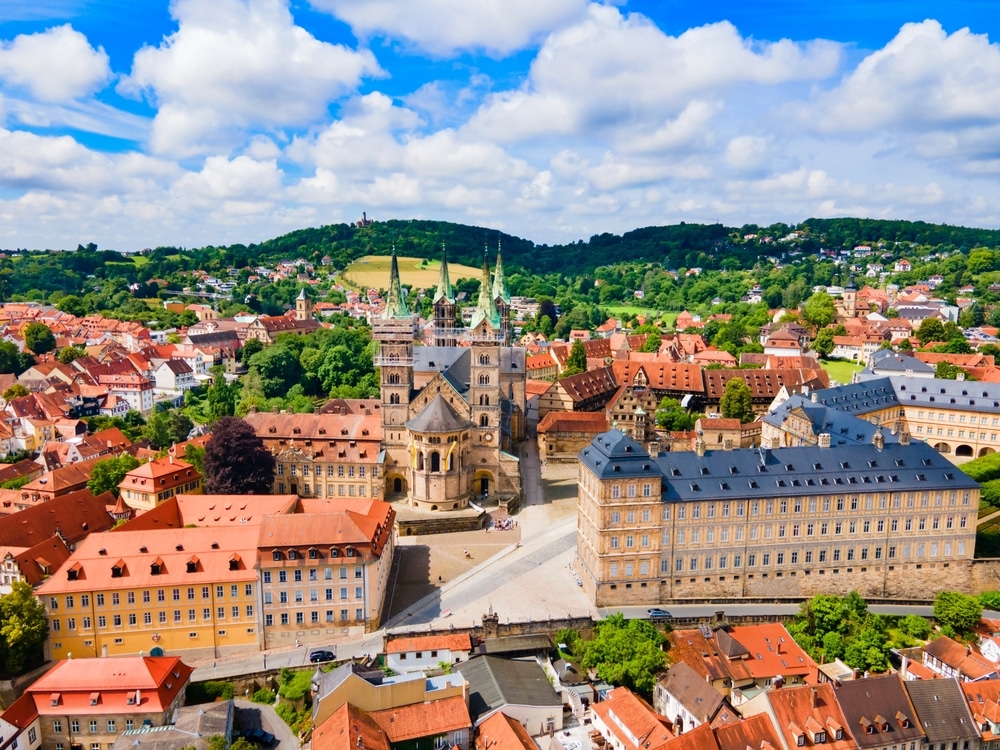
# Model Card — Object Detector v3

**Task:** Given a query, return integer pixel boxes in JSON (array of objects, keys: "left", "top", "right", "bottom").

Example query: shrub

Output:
[
  {"left": 251, "top": 688, "right": 275, "bottom": 704},
  {"left": 186, "top": 681, "right": 234, "bottom": 704},
  {"left": 277, "top": 669, "right": 313, "bottom": 703},
  {"left": 899, "top": 614, "right": 932, "bottom": 640}
]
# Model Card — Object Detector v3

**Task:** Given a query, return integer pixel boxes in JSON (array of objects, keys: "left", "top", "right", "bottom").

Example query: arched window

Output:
[
  {"left": 479, "top": 354, "right": 490, "bottom": 365},
  {"left": 389, "top": 393, "right": 400, "bottom": 404},
  {"left": 480, "top": 394, "right": 490, "bottom": 405},
  {"left": 448, "top": 453, "right": 454, "bottom": 471},
  {"left": 388, "top": 372, "right": 400, "bottom": 385},
  {"left": 417, "top": 452, "right": 425, "bottom": 470},
  {"left": 430, "top": 452, "right": 440, "bottom": 472},
  {"left": 480, "top": 415, "right": 489, "bottom": 427},
  {"left": 479, "top": 373, "right": 490, "bottom": 385}
]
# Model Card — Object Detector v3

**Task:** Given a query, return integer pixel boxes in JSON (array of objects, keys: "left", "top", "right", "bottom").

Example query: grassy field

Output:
[
  {"left": 342, "top": 255, "right": 481, "bottom": 291},
  {"left": 603, "top": 306, "right": 677, "bottom": 328},
  {"left": 821, "top": 358, "right": 863, "bottom": 386}
]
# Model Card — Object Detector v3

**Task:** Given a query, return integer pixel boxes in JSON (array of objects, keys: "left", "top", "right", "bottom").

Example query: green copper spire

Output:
[
  {"left": 491, "top": 239, "right": 510, "bottom": 305},
  {"left": 470, "top": 248, "right": 500, "bottom": 330},
  {"left": 433, "top": 243, "right": 454, "bottom": 304},
  {"left": 382, "top": 246, "right": 410, "bottom": 320}
]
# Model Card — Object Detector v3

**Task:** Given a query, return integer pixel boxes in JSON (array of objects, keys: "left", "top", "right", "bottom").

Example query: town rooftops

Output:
[
  {"left": 833, "top": 674, "right": 924, "bottom": 749},
  {"left": 924, "top": 635, "right": 997, "bottom": 680},
  {"left": 658, "top": 661, "right": 726, "bottom": 722},
  {"left": 474, "top": 711, "right": 536, "bottom": 750},
  {"left": 118, "top": 494, "right": 298, "bottom": 531},
  {"left": 369, "top": 695, "right": 471, "bottom": 743},
  {"left": 312, "top": 703, "right": 390, "bottom": 750},
  {"left": 904, "top": 678, "right": 979, "bottom": 744},
  {"left": 592, "top": 686, "right": 673, "bottom": 750},
  {"left": 537, "top": 410, "right": 609, "bottom": 434},
  {"left": 257, "top": 501, "right": 395, "bottom": 558},
  {"left": 244, "top": 410, "right": 381, "bottom": 441},
  {"left": 766, "top": 684, "right": 855, "bottom": 750},
  {"left": 455, "top": 655, "right": 562, "bottom": 724},
  {"left": 812, "top": 377, "right": 900, "bottom": 415},
  {"left": 763, "top": 395, "right": 902, "bottom": 447},
  {"left": 386, "top": 633, "right": 472, "bottom": 655},
  {"left": 0, "top": 487, "right": 116, "bottom": 548}
]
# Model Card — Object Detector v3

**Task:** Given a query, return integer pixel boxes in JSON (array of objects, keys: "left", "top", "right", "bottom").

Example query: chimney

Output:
[
  {"left": 958, "top": 372, "right": 966, "bottom": 381},
  {"left": 695, "top": 438, "right": 706, "bottom": 458},
  {"left": 810, "top": 687, "right": 818, "bottom": 708},
  {"left": 810, "top": 391, "right": 818, "bottom": 403},
  {"left": 872, "top": 426, "right": 884, "bottom": 452},
  {"left": 899, "top": 429, "right": 911, "bottom": 446},
  {"left": 818, "top": 433, "right": 831, "bottom": 448}
]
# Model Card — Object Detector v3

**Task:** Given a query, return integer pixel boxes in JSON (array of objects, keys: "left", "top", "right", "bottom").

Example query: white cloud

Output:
[
  {"left": 172, "top": 155, "right": 283, "bottom": 204},
  {"left": 0, "top": 24, "right": 110, "bottom": 100},
  {"left": 466, "top": 6, "right": 841, "bottom": 144},
  {"left": 120, "top": 0, "right": 382, "bottom": 156},
  {"left": 309, "top": 0, "right": 588, "bottom": 56}
]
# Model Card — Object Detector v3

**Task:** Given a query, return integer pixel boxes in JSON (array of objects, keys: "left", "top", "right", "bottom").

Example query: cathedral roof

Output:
[
  {"left": 470, "top": 253, "right": 501, "bottom": 330},
  {"left": 382, "top": 249, "right": 410, "bottom": 320},
  {"left": 432, "top": 245, "right": 454, "bottom": 305},
  {"left": 405, "top": 394, "right": 473, "bottom": 433},
  {"left": 492, "top": 245, "right": 510, "bottom": 305}
]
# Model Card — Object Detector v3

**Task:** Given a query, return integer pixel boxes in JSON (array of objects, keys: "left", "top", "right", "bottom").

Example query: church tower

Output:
[
  {"left": 295, "top": 287, "right": 312, "bottom": 321},
  {"left": 844, "top": 274, "right": 858, "bottom": 319},
  {"left": 374, "top": 249, "right": 419, "bottom": 492},
  {"left": 492, "top": 241, "right": 512, "bottom": 346},
  {"left": 468, "top": 252, "right": 504, "bottom": 492},
  {"left": 432, "top": 244, "right": 457, "bottom": 347}
]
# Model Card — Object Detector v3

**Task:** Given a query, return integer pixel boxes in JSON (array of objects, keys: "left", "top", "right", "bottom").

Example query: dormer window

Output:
[
  {"left": 288, "top": 550, "right": 297, "bottom": 560},
  {"left": 111, "top": 563, "right": 124, "bottom": 578},
  {"left": 346, "top": 548, "right": 355, "bottom": 557},
  {"left": 150, "top": 561, "right": 162, "bottom": 576},
  {"left": 330, "top": 548, "right": 339, "bottom": 557},
  {"left": 308, "top": 548, "right": 318, "bottom": 559},
  {"left": 229, "top": 555, "right": 241, "bottom": 571},
  {"left": 813, "top": 731, "right": 826, "bottom": 744},
  {"left": 272, "top": 551, "right": 282, "bottom": 561},
  {"left": 796, "top": 735, "right": 805, "bottom": 747},
  {"left": 835, "top": 729, "right": 842, "bottom": 740}
]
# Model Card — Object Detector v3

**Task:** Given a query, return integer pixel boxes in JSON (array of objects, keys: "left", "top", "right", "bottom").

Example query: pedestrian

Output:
[{"left": 295, "top": 638, "right": 300, "bottom": 647}]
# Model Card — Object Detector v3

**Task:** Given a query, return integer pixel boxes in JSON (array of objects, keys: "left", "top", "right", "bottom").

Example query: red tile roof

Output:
[
  {"left": 258, "top": 500, "right": 395, "bottom": 559},
  {"left": 766, "top": 684, "right": 854, "bottom": 750},
  {"left": 0, "top": 487, "right": 115, "bottom": 548},
  {"left": 714, "top": 713, "right": 782, "bottom": 750},
  {"left": 475, "top": 710, "right": 537, "bottom": 750},
  {"left": 118, "top": 494, "right": 297, "bottom": 531},
  {"left": 386, "top": 634, "right": 471, "bottom": 654},
  {"left": 369, "top": 695, "right": 471, "bottom": 742},
  {"left": 313, "top": 704, "right": 391, "bottom": 750},
  {"left": 593, "top": 687, "right": 674, "bottom": 750},
  {"left": 537, "top": 411, "right": 609, "bottom": 434}
]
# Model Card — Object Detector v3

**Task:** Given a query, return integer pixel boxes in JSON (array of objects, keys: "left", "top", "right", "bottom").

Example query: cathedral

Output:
[{"left": 374, "top": 247, "right": 527, "bottom": 511}]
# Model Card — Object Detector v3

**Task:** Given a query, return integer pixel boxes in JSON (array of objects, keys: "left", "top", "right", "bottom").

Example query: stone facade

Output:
[{"left": 575, "top": 430, "right": 985, "bottom": 607}]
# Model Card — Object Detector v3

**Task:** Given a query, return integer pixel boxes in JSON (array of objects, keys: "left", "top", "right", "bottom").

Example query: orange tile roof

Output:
[
  {"left": 120, "top": 455, "right": 197, "bottom": 484},
  {"left": 525, "top": 379, "right": 553, "bottom": 396},
  {"left": 475, "top": 711, "right": 536, "bottom": 750},
  {"left": 0, "top": 488, "right": 115, "bottom": 548},
  {"left": 369, "top": 695, "right": 471, "bottom": 742},
  {"left": 11, "top": 535, "right": 71, "bottom": 586},
  {"left": 258, "top": 500, "right": 395, "bottom": 559},
  {"left": 386, "top": 634, "right": 472, "bottom": 654},
  {"left": 36, "top": 525, "right": 259, "bottom": 595},
  {"left": 963, "top": 681, "right": 1000, "bottom": 741},
  {"left": 718, "top": 624, "right": 816, "bottom": 682},
  {"left": 593, "top": 687, "right": 674, "bottom": 750},
  {"left": 664, "top": 722, "right": 718, "bottom": 750},
  {"left": 25, "top": 656, "right": 192, "bottom": 716},
  {"left": 714, "top": 713, "right": 782, "bottom": 750},
  {"left": 766, "top": 684, "right": 854, "bottom": 750},
  {"left": 612, "top": 361, "right": 704, "bottom": 393},
  {"left": 22, "top": 457, "right": 104, "bottom": 494},
  {"left": 243, "top": 411, "right": 381, "bottom": 442},
  {"left": 118, "top": 494, "right": 297, "bottom": 531},
  {"left": 537, "top": 411, "right": 609, "bottom": 434},
  {"left": 313, "top": 704, "right": 390, "bottom": 750}
]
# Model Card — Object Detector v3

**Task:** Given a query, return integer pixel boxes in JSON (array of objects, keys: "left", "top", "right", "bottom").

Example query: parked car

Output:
[
  {"left": 309, "top": 649, "right": 336, "bottom": 663},
  {"left": 647, "top": 608, "right": 671, "bottom": 619}
]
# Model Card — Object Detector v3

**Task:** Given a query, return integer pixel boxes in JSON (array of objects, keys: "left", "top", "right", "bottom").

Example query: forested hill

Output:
[{"left": 250, "top": 217, "right": 1000, "bottom": 276}]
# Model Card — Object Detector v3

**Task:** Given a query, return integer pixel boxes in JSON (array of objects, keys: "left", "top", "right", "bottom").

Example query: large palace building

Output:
[
  {"left": 374, "top": 249, "right": 526, "bottom": 511},
  {"left": 575, "top": 428, "right": 985, "bottom": 606}
]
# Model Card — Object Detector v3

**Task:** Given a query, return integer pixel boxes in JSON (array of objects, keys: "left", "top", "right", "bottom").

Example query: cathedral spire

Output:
[
  {"left": 470, "top": 247, "right": 500, "bottom": 330},
  {"left": 433, "top": 242, "right": 454, "bottom": 304},
  {"left": 492, "top": 238, "right": 510, "bottom": 305},
  {"left": 382, "top": 246, "right": 410, "bottom": 319}
]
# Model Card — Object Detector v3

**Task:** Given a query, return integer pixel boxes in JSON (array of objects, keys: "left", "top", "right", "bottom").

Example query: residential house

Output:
[
  {"left": 833, "top": 674, "right": 925, "bottom": 750},
  {"left": 117, "top": 457, "right": 202, "bottom": 512},
  {"left": 455, "top": 656, "right": 563, "bottom": 735},
  {"left": 37, "top": 525, "right": 262, "bottom": 661},
  {"left": 0, "top": 656, "right": 192, "bottom": 750},
  {"left": 473, "top": 711, "right": 537, "bottom": 750},
  {"left": 369, "top": 695, "right": 472, "bottom": 750},
  {"left": 536, "top": 411, "right": 609, "bottom": 460},
  {"left": 592, "top": 686, "right": 673, "bottom": 750},
  {"left": 152, "top": 360, "right": 196, "bottom": 396},
  {"left": 1, "top": 536, "right": 71, "bottom": 592},
  {"left": 385, "top": 634, "right": 473, "bottom": 674},
  {"left": 257, "top": 499, "right": 395, "bottom": 642},
  {"left": 653, "top": 661, "right": 731, "bottom": 734},
  {"left": 741, "top": 683, "right": 855, "bottom": 750},
  {"left": 904, "top": 679, "right": 980, "bottom": 750},
  {"left": 923, "top": 636, "right": 999, "bottom": 682},
  {"left": 311, "top": 704, "right": 390, "bottom": 750},
  {"left": 109, "top": 700, "right": 234, "bottom": 750}
]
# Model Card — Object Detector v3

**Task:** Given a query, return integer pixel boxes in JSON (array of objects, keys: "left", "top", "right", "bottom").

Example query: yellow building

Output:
[
  {"left": 37, "top": 526, "right": 260, "bottom": 661},
  {"left": 118, "top": 456, "right": 202, "bottom": 512}
]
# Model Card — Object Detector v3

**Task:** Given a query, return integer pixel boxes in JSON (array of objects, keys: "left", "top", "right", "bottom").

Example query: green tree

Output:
[
  {"left": 936, "top": 361, "right": 966, "bottom": 380},
  {"left": 57, "top": 345, "right": 86, "bottom": 364},
  {"left": 23, "top": 322, "right": 56, "bottom": 354},
  {"left": 821, "top": 631, "right": 845, "bottom": 660},
  {"left": 934, "top": 591, "right": 983, "bottom": 634},
  {"left": 86, "top": 454, "right": 141, "bottom": 496},
  {"left": 842, "top": 618, "right": 891, "bottom": 672},
  {"left": 656, "top": 397, "right": 696, "bottom": 431},
  {"left": 0, "top": 580, "right": 49, "bottom": 673},
  {"left": 811, "top": 327, "right": 835, "bottom": 357},
  {"left": 2, "top": 383, "right": 29, "bottom": 401},
  {"left": 578, "top": 613, "right": 668, "bottom": 694},
  {"left": 640, "top": 332, "right": 662, "bottom": 353},
  {"left": 916, "top": 318, "right": 945, "bottom": 345},
  {"left": 801, "top": 292, "right": 836, "bottom": 328},
  {"left": 240, "top": 337, "right": 264, "bottom": 364},
  {"left": 55, "top": 294, "right": 88, "bottom": 317},
  {"left": 899, "top": 614, "right": 932, "bottom": 639},
  {"left": 0, "top": 341, "right": 33, "bottom": 375},
  {"left": 184, "top": 444, "right": 206, "bottom": 474},
  {"left": 203, "top": 417, "right": 275, "bottom": 494},
  {"left": 562, "top": 340, "right": 588, "bottom": 377},
  {"left": 206, "top": 368, "right": 237, "bottom": 420},
  {"left": 247, "top": 345, "right": 303, "bottom": 398},
  {"left": 144, "top": 410, "right": 194, "bottom": 450},
  {"left": 719, "top": 377, "right": 754, "bottom": 423}
]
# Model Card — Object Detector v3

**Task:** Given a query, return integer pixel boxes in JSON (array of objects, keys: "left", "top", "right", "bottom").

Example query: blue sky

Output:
[{"left": 1, "top": 0, "right": 1000, "bottom": 252}]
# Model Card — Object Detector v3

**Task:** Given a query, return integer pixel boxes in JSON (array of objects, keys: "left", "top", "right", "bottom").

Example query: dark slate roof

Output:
[
  {"left": 405, "top": 394, "right": 473, "bottom": 433},
  {"left": 812, "top": 377, "right": 900, "bottom": 416},
  {"left": 763, "top": 395, "right": 902, "bottom": 447},
  {"left": 455, "top": 656, "right": 561, "bottom": 723},
  {"left": 654, "top": 440, "right": 974, "bottom": 503},
  {"left": 905, "top": 678, "right": 980, "bottom": 743},
  {"left": 440, "top": 348, "right": 471, "bottom": 399},
  {"left": 869, "top": 350, "right": 935, "bottom": 374},
  {"left": 413, "top": 346, "right": 467, "bottom": 374},
  {"left": 834, "top": 675, "right": 924, "bottom": 749},
  {"left": 659, "top": 661, "right": 726, "bottom": 721},
  {"left": 578, "top": 431, "right": 665, "bottom": 481},
  {"left": 890, "top": 376, "right": 1000, "bottom": 415}
]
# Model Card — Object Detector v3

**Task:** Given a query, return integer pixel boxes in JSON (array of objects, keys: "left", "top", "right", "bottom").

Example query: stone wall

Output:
[{"left": 396, "top": 512, "right": 488, "bottom": 536}]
